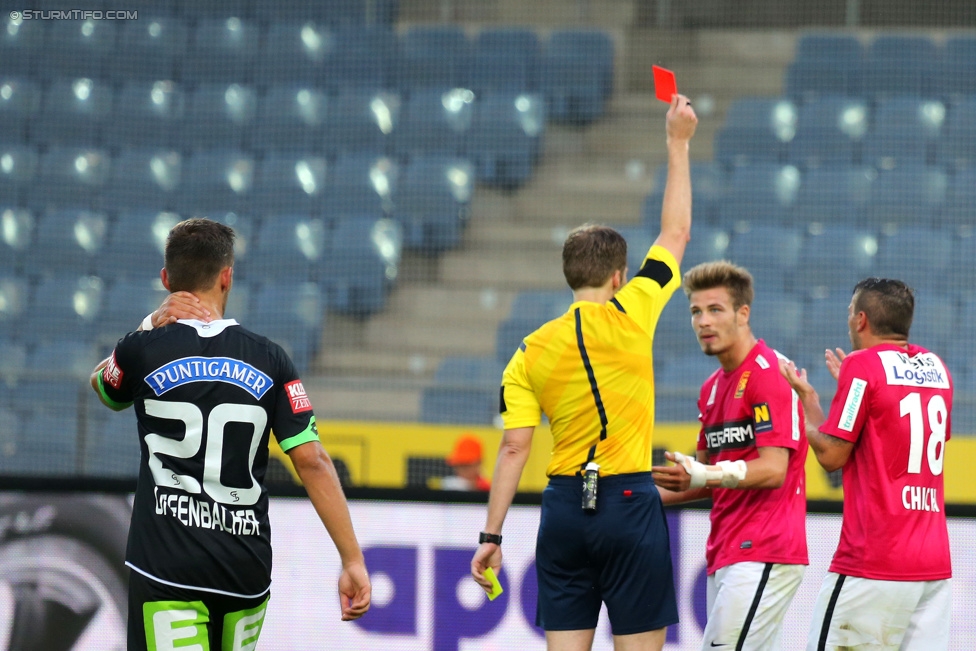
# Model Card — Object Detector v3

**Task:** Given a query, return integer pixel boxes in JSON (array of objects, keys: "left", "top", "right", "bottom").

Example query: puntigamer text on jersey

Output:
[{"left": 145, "top": 356, "right": 274, "bottom": 399}]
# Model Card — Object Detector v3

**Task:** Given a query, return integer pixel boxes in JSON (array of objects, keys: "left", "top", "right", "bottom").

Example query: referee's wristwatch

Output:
[{"left": 479, "top": 532, "right": 502, "bottom": 545}]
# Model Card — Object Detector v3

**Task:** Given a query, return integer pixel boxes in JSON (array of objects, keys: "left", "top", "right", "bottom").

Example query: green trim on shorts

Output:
[
  {"left": 143, "top": 600, "right": 210, "bottom": 651},
  {"left": 221, "top": 596, "right": 270, "bottom": 651},
  {"left": 96, "top": 372, "right": 134, "bottom": 412},
  {"left": 277, "top": 415, "right": 320, "bottom": 452}
]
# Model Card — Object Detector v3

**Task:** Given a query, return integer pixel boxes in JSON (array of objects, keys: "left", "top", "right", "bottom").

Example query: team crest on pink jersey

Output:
[
  {"left": 734, "top": 371, "right": 751, "bottom": 399},
  {"left": 285, "top": 380, "right": 312, "bottom": 413}
]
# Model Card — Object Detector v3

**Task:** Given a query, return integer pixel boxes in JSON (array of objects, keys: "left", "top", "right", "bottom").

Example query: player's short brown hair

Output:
[
  {"left": 164, "top": 218, "right": 235, "bottom": 293},
  {"left": 681, "top": 260, "right": 755, "bottom": 310},
  {"left": 562, "top": 224, "right": 628, "bottom": 290},
  {"left": 852, "top": 277, "right": 914, "bottom": 338}
]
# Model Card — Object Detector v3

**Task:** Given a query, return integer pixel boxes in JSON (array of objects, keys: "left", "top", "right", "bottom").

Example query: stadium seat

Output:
[
  {"left": 0, "top": 143, "right": 38, "bottom": 206},
  {"left": 247, "top": 282, "right": 325, "bottom": 372},
  {"left": 255, "top": 22, "right": 334, "bottom": 88},
  {"left": 174, "top": 150, "right": 255, "bottom": 214},
  {"left": 251, "top": 0, "right": 377, "bottom": 24},
  {"left": 420, "top": 386, "right": 497, "bottom": 425},
  {"left": 322, "top": 216, "right": 399, "bottom": 315},
  {"left": 470, "top": 28, "right": 540, "bottom": 93},
  {"left": 682, "top": 224, "right": 731, "bottom": 268},
  {"left": 714, "top": 98, "right": 797, "bottom": 167},
  {"left": 466, "top": 93, "right": 545, "bottom": 188},
  {"left": 28, "top": 340, "right": 101, "bottom": 381},
  {"left": 0, "top": 78, "right": 40, "bottom": 143},
  {"left": 937, "top": 99, "right": 976, "bottom": 170},
  {"left": 0, "top": 207, "right": 33, "bottom": 274},
  {"left": 327, "top": 26, "right": 396, "bottom": 90},
  {"left": 508, "top": 290, "right": 573, "bottom": 323},
  {"left": 110, "top": 17, "right": 187, "bottom": 82},
  {"left": 786, "top": 34, "right": 863, "bottom": 99},
  {"left": 789, "top": 96, "right": 868, "bottom": 168},
  {"left": 944, "top": 167, "right": 976, "bottom": 228},
  {"left": 24, "top": 274, "right": 104, "bottom": 342},
  {"left": 37, "top": 19, "right": 116, "bottom": 81},
  {"left": 249, "top": 215, "right": 327, "bottom": 282},
  {"left": 799, "top": 288, "right": 855, "bottom": 365},
  {"left": 725, "top": 223, "right": 803, "bottom": 293},
  {"left": 208, "top": 211, "right": 255, "bottom": 274},
  {"left": 643, "top": 162, "right": 726, "bottom": 227},
  {"left": 105, "top": 81, "right": 186, "bottom": 150},
  {"left": 719, "top": 163, "right": 801, "bottom": 227},
  {"left": 101, "top": 149, "right": 182, "bottom": 213},
  {"left": 251, "top": 86, "right": 328, "bottom": 153},
  {"left": 99, "top": 278, "right": 168, "bottom": 340},
  {"left": 0, "top": 339, "right": 27, "bottom": 384},
  {"left": 83, "top": 409, "right": 140, "bottom": 478},
  {"left": 434, "top": 356, "right": 506, "bottom": 389},
  {"left": 182, "top": 17, "right": 258, "bottom": 84},
  {"left": 861, "top": 98, "right": 944, "bottom": 169},
  {"left": 495, "top": 316, "right": 542, "bottom": 364},
  {"left": 875, "top": 226, "right": 952, "bottom": 295},
  {"left": 28, "top": 146, "right": 111, "bottom": 212},
  {"left": 793, "top": 165, "right": 875, "bottom": 225},
  {"left": 23, "top": 209, "right": 108, "bottom": 278},
  {"left": 655, "top": 353, "right": 719, "bottom": 395},
  {"left": 860, "top": 35, "right": 937, "bottom": 98},
  {"left": 394, "top": 156, "right": 473, "bottom": 252},
  {"left": 864, "top": 165, "right": 947, "bottom": 227},
  {"left": 181, "top": 83, "right": 257, "bottom": 151},
  {"left": 749, "top": 290, "right": 803, "bottom": 360},
  {"left": 652, "top": 297, "right": 705, "bottom": 365},
  {"left": 395, "top": 25, "right": 472, "bottom": 91},
  {"left": 325, "top": 88, "right": 400, "bottom": 156},
  {"left": 0, "top": 411, "right": 79, "bottom": 477},
  {"left": 251, "top": 154, "right": 329, "bottom": 216},
  {"left": 104, "top": 210, "right": 179, "bottom": 280},
  {"left": 329, "top": 153, "right": 398, "bottom": 216},
  {"left": 540, "top": 29, "right": 612, "bottom": 124},
  {"left": 0, "top": 14, "right": 44, "bottom": 77},
  {"left": 0, "top": 276, "right": 28, "bottom": 341},
  {"left": 174, "top": 0, "right": 248, "bottom": 20},
  {"left": 548, "top": 29, "right": 614, "bottom": 98},
  {"left": 392, "top": 88, "right": 474, "bottom": 158},
  {"left": 793, "top": 33, "right": 864, "bottom": 65},
  {"left": 798, "top": 225, "right": 877, "bottom": 293},
  {"left": 616, "top": 226, "right": 655, "bottom": 277},
  {"left": 908, "top": 292, "right": 955, "bottom": 354},
  {"left": 937, "top": 36, "right": 976, "bottom": 100},
  {"left": 32, "top": 77, "right": 113, "bottom": 147}
]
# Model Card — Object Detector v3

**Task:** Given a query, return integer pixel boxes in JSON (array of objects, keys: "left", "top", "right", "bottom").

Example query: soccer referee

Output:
[{"left": 471, "top": 94, "right": 697, "bottom": 651}]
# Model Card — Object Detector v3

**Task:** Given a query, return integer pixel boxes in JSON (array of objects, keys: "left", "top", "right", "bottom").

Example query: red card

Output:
[{"left": 653, "top": 65, "right": 677, "bottom": 103}]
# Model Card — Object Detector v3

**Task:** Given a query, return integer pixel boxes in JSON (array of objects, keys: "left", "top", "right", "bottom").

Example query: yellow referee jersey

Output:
[{"left": 500, "top": 244, "right": 681, "bottom": 477}]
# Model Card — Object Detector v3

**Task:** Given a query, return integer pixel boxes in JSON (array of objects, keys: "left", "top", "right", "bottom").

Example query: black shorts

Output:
[
  {"left": 535, "top": 472, "right": 678, "bottom": 635},
  {"left": 127, "top": 570, "right": 270, "bottom": 651}
]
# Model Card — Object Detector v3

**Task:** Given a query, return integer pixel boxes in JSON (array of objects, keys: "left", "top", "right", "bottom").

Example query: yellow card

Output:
[{"left": 484, "top": 567, "right": 504, "bottom": 601}]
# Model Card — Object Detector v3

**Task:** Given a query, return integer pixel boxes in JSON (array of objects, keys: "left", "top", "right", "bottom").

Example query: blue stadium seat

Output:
[
  {"left": 793, "top": 165, "right": 875, "bottom": 225},
  {"left": 470, "top": 28, "right": 540, "bottom": 93},
  {"left": 248, "top": 215, "right": 327, "bottom": 282},
  {"left": 83, "top": 409, "right": 140, "bottom": 478},
  {"left": 0, "top": 411, "right": 79, "bottom": 477},
  {"left": 0, "top": 143, "right": 38, "bottom": 206},
  {"left": 944, "top": 167, "right": 976, "bottom": 228},
  {"left": 434, "top": 356, "right": 506, "bottom": 389},
  {"left": 495, "top": 316, "right": 542, "bottom": 364},
  {"left": 725, "top": 224, "right": 803, "bottom": 293},
  {"left": 100, "top": 278, "right": 168, "bottom": 339},
  {"left": 208, "top": 211, "right": 255, "bottom": 276},
  {"left": 327, "top": 26, "right": 396, "bottom": 90},
  {"left": 252, "top": 0, "right": 377, "bottom": 24},
  {"left": 864, "top": 165, "right": 947, "bottom": 227},
  {"left": 0, "top": 207, "right": 33, "bottom": 274},
  {"left": 798, "top": 225, "right": 878, "bottom": 292},
  {"left": 420, "top": 386, "right": 497, "bottom": 425},
  {"left": 466, "top": 93, "right": 545, "bottom": 188},
  {"left": 937, "top": 36, "right": 976, "bottom": 99},
  {"left": 182, "top": 18, "right": 258, "bottom": 84},
  {"left": 175, "top": 0, "right": 248, "bottom": 19},
  {"left": 23, "top": 209, "right": 108, "bottom": 278},
  {"left": 37, "top": 19, "right": 116, "bottom": 81},
  {"left": 32, "top": 77, "right": 113, "bottom": 147},
  {"left": 789, "top": 96, "right": 868, "bottom": 168},
  {"left": 861, "top": 35, "right": 938, "bottom": 97},
  {"left": 395, "top": 25, "right": 472, "bottom": 90},
  {"left": 101, "top": 149, "right": 181, "bottom": 213},
  {"left": 329, "top": 153, "right": 398, "bottom": 216},
  {"left": 28, "top": 146, "right": 111, "bottom": 212},
  {"left": 174, "top": 150, "right": 255, "bottom": 214},
  {"left": 937, "top": 99, "right": 976, "bottom": 170},
  {"left": 0, "top": 78, "right": 40, "bottom": 143},
  {"left": 616, "top": 226, "right": 655, "bottom": 277},
  {"left": 110, "top": 17, "right": 187, "bottom": 82},
  {"left": 799, "top": 288, "right": 855, "bottom": 365},
  {"left": 252, "top": 86, "right": 328, "bottom": 153},
  {"left": 0, "top": 276, "right": 28, "bottom": 341},
  {"left": 395, "top": 156, "right": 473, "bottom": 252},
  {"left": 652, "top": 297, "right": 704, "bottom": 366},
  {"left": 793, "top": 33, "right": 864, "bottom": 65},
  {"left": 786, "top": 34, "right": 863, "bottom": 99},
  {"left": 252, "top": 154, "right": 329, "bottom": 216},
  {"left": 655, "top": 353, "right": 719, "bottom": 394},
  {"left": 540, "top": 30, "right": 612, "bottom": 123},
  {"left": 0, "top": 339, "right": 27, "bottom": 384},
  {"left": 719, "top": 163, "right": 801, "bottom": 227},
  {"left": 392, "top": 88, "right": 474, "bottom": 158},
  {"left": 325, "top": 88, "right": 400, "bottom": 155},
  {"left": 682, "top": 224, "right": 731, "bottom": 268},
  {"left": 181, "top": 83, "right": 257, "bottom": 150},
  {"left": 24, "top": 275, "right": 104, "bottom": 342},
  {"left": 105, "top": 81, "right": 186, "bottom": 150},
  {"left": 643, "top": 162, "right": 726, "bottom": 227},
  {"left": 749, "top": 290, "right": 803, "bottom": 360},
  {"left": 508, "top": 290, "right": 573, "bottom": 323},
  {"left": 714, "top": 98, "right": 797, "bottom": 167},
  {"left": 256, "top": 22, "right": 333, "bottom": 87},
  {"left": 104, "top": 210, "right": 178, "bottom": 280},
  {"left": 28, "top": 340, "right": 100, "bottom": 381},
  {"left": 875, "top": 227, "right": 953, "bottom": 295},
  {"left": 0, "top": 14, "right": 44, "bottom": 77},
  {"left": 908, "top": 292, "right": 955, "bottom": 354},
  {"left": 322, "top": 216, "right": 398, "bottom": 315},
  {"left": 861, "top": 98, "right": 944, "bottom": 169},
  {"left": 247, "top": 282, "right": 325, "bottom": 373}
]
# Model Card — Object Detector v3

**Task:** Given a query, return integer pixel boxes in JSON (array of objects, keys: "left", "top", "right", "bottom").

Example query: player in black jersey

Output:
[{"left": 90, "top": 218, "right": 371, "bottom": 650}]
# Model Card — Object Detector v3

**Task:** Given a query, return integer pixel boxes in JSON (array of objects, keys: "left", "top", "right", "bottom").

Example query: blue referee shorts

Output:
[{"left": 535, "top": 472, "right": 678, "bottom": 635}]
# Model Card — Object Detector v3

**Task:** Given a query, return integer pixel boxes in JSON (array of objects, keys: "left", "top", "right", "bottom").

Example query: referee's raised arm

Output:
[{"left": 653, "top": 94, "right": 698, "bottom": 266}]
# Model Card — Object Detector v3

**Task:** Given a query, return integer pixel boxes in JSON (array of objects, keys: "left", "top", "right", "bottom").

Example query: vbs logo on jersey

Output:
[
  {"left": 878, "top": 350, "right": 950, "bottom": 389},
  {"left": 145, "top": 356, "right": 273, "bottom": 400},
  {"left": 752, "top": 402, "right": 773, "bottom": 433},
  {"left": 285, "top": 380, "right": 313, "bottom": 413},
  {"left": 734, "top": 371, "right": 751, "bottom": 399},
  {"left": 103, "top": 352, "right": 123, "bottom": 389}
]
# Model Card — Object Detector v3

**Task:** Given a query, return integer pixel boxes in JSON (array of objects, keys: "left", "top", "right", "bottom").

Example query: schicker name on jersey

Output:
[
  {"left": 704, "top": 418, "right": 756, "bottom": 452},
  {"left": 145, "top": 356, "right": 274, "bottom": 400}
]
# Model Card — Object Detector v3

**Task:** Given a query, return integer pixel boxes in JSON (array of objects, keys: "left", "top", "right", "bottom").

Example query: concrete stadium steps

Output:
[
  {"left": 307, "top": 381, "right": 423, "bottom": 421},
  {"left": 398, "top": 0, "right": 637, "bottom": 28}
]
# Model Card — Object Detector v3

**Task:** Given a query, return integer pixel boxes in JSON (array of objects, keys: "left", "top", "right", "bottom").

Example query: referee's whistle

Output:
[{"left": 582, "top": 462, "right": 600, "bottom": 512}]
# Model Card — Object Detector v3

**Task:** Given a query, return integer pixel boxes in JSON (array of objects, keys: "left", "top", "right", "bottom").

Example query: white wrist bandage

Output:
[
  {"left": 142, "top": 312, "right": 154, "bottom": 331},
  {"left": 716, "top": 460, "right": 748, "bottom": 488},
  {"left": 672, "top": 451, "right": 708, "bottom": 489},
  {"left": 672, "top": 452, "right": 747, "bottom": 489}
]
